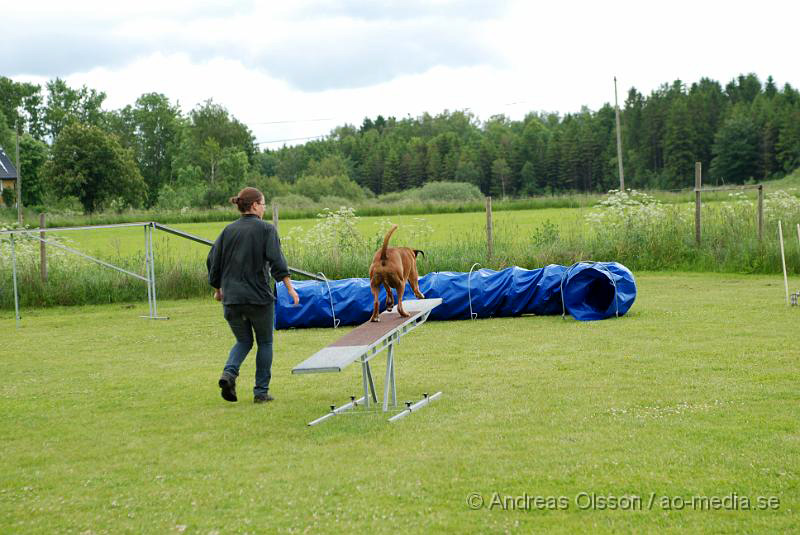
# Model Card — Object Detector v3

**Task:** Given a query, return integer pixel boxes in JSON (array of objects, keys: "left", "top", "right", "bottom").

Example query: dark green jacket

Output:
[{"left": 207, "top": 215, "right": 290, "bottom": 305}]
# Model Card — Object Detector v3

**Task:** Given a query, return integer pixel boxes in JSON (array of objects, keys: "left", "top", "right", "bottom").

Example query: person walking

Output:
[{"left": 207, "top": 187, "right": 300, "bottom": 403}]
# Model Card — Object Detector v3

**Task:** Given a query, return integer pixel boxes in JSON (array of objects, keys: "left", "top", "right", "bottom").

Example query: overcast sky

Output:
[{"left": 2, "top": 0, "right": 798, "bottom": 148}]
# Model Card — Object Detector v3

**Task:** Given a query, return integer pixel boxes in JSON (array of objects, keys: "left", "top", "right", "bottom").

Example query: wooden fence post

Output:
[
  {"left": 485, "top": 196, "right": 493, "bottom": 261},
  {"left": 272, "top": 201, "right": 279, "bottom": 231},
  {"left": 757, "top": 185, "right": 764, "bottom": 242},
  {"left": 694, "top": 162, "right": 702, "bottom": 245},
  {"left": 40, "top": 213, "right": 47, "bottom": 282}
]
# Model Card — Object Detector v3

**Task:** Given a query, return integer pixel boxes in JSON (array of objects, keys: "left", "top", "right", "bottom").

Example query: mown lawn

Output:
[{"left": 1, "top": 272, "right": 798, "bottom": 533}]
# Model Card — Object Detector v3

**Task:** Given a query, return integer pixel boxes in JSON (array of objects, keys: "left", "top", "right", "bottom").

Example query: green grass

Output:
[
  {"left": 38, "top": 207, "right": 587, "bottom": 260},
  {"left": 1, "top": 272, "right": 798, "bottom": 533}
]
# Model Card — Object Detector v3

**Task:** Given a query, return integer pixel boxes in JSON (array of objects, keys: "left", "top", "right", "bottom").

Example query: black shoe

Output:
[
  {"left": 254, "top": 393, "right": 275, "bottom": 404},
  {"left": 218, "top": 373, "right": 238, "bottom": 402}
]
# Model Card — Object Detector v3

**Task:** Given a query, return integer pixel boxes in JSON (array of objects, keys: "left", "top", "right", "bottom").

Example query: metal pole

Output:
[
  {"left": 15, "top": 122, "right": 22, "bottom": 225},
  {"left": 382, "top": 343, "right": 396, "bottom": 412},
  {"left": 388, "top": 392, "right": 443, "bottom": 423},
  {"left": 145, "top": 224, "right": 153, "bottom": 318},
  {"left": 10, "top": 234, "right": 20, "bottom": 328},
  {"left": 361, "top": 357, "right": 370, "bottom": 408},
  {"left": 614, "top": 76, "right": 625, "bottom": 191},
  {"left": 272, "top": 202, "right": 279, "bottom": 231},
  {"left": 390, "top": 346, "right": 397, "bottom": 407},
  {"left": 39, "top": 213, "right": 47, "bottom": 282},
  {"left": 33, "top": 236, "right": 148, "bottom": 281},
  {"left": 308, "top": 396, "right": 366, "bottom": 426},
  {"left": 366, "top": 362, "right": 377, "bottom": 403},
  {"left": 148, "top": 223, "right": 158, "bottom": 318},
  {"left": 779, "top": 221, "right": 789, "bottom": 305}
]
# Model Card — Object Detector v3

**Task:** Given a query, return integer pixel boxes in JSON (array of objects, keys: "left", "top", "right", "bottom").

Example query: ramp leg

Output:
[
  {"left": 366, "top": 361, "right": 378, "bottom": 403},
  {"left": 391, "top": 351, "right": 397, "bottom": 407},
  {"left": 361, "top": 357, "right": 370, "bottom": 408},
  {"left": 382, "top": 343, "right": 395, "bottom": 412}
]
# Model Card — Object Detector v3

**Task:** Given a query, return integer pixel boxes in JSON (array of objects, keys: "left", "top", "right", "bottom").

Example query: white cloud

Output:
[{"left": 3, "top": 0, "right": 799, "bottom": 147}]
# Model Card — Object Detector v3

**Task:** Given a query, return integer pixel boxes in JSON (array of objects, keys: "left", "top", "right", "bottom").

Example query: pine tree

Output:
[
  {"left": 664, "top": 97, "right": 697, "bottom": 188},
  {"left": 710, "top": 109, "right": 761, "bottom": 183},
  {"left": 383, "top": 147, "right": 403, "bottom": 192}
]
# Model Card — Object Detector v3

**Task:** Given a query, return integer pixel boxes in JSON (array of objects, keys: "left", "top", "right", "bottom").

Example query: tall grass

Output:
[
  {"left": 13, "top": 188, "right": 797, "bottom": 228},
  {"left": 3, "top": 194, "right": 800, "bottom": 310},
  {"left": 0, "top": 238, "right": 207, "bottom": 309}
]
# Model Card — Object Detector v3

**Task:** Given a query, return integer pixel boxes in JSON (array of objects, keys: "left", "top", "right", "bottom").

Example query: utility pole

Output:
[
  {"left": 15, "top": 120, "right": 22, "bottom": 224},
  {"left": 614, "top": 76, "right": 625, "bottom": 192}
]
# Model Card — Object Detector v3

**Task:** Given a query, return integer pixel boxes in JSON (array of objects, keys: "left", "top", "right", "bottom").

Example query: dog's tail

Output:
[
  {"left": 413, "top": 249, "right": 425, "bottom": 258},
  {"left": 380, "top": 224, "right": 398, "bottom": 263}
]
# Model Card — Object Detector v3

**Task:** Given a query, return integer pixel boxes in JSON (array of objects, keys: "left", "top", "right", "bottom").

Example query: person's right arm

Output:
[
  {"left": 264, "top": 224, "right": 299, "bottom": 305},
  {"left": 207, "top": 231, "right": 224, "bottom": 300},
  {"left": 282, "top": 276, "right": 299, "bottom": 305}
]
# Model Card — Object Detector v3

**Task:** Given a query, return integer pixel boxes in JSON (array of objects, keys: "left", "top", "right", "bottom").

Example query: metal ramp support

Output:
[{"left": 292, "top": 298, "right": 443, "bottom": 425}]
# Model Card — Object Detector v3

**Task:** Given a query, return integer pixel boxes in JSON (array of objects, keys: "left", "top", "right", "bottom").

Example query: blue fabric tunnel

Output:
[
  {"left": 275, "top": 262, "right": 636, "bottom": 329},
  {"left": 560, "top": 262, "right": 637, "bottom": 321}
]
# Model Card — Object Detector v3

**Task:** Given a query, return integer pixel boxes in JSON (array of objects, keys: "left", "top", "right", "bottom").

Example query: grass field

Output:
[
  {"left": 41, "top": 206, "right": 588, "bottom": 262},
  {"left": 2, "top": 272, "right": 798, "bottom": 533}
]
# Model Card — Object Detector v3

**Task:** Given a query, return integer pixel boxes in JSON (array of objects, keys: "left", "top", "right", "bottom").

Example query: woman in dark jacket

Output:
[{"left": 207, "top": 187, "right": 300, "bottom": 403}]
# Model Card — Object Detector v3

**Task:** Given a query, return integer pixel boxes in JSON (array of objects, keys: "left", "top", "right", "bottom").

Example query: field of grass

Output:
[
  {"left": 40, "top": 206, "right": 588, "bottom": 261},
  {"left": 3, "top": 166, "right": 797, "bottom": 230},
  {"left": 2, "top": 272, "right": 798, "bottom": 533}
]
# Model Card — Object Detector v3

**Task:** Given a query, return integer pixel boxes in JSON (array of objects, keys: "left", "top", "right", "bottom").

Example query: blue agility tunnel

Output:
[
  {"left": 275, "top": 263, "right": 636, "bottom": 329},
  {"left": 560, "top": 262, "right": 637, "bottom": 321}
]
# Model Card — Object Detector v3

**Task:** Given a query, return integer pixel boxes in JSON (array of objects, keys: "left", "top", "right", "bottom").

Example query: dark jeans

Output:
[{"left": 222, "top": 302, "right": 274, "bottom": 396}]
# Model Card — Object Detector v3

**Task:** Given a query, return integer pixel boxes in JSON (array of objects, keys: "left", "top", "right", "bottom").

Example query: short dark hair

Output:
[{"left": 230, "top": 187, "right": 263, "bottom": 213}]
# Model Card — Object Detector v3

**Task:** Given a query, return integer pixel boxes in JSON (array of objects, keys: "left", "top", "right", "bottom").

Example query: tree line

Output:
[{"left": 1, "top": 73, "right": 798, "bottom": 213}]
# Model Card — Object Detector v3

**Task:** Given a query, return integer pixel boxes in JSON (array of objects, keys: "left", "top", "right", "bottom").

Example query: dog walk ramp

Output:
[{"left": 292, "top": 298, "right": 442, "bottom": 425}]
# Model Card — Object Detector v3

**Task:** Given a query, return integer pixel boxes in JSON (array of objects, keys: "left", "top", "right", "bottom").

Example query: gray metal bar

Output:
[
  {"left": 391, "top": 348, "right": 397, "bottom": 407},
  {"left": 152, "top": 222, "right": 213, "bottom": 246},
  {"left": 34, "top": 236, "right": 149, "bottom": 282},
  {"left": 361, "top": 357, "right": 370, "bottom": 408},
  {"left": 144, "top": 225, "right": 153, "bottom": 318},
  {"left": 388, "top": 392, "right": 442, "bottom": 423},
  {"left": 696, "top": 184, "right": 763, "bottom": 192},
  {"left": 382, "top": 343, "right": 395, "bottom": 412},
  {"left": 287, "top": 266, "right": 325, "bottom": 282},
  {"left": 10, "top": 234, "right": 20, "bottom": 328},
  {"left": 2, "top": 222, "right": 322, "bottom": 282},
  {"left": 366, "top": 361, "right": 377, "bottom": 403},
  {"left": 153, "top": 222, "right": 323, "bottom": 281},
  {"left": 307, "top": 396, "right": 366, "bottom": 426},
  {"left": 0, "top": 222, "right": 152, "bottom": 234},
  {"left": 148, "top": 223, "right": 158, "bottom": 318}
]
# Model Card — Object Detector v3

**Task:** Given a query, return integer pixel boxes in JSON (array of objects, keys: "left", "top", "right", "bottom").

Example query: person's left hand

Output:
[{"left": 213, "top": 288, "right": 223, "bottom": 302}]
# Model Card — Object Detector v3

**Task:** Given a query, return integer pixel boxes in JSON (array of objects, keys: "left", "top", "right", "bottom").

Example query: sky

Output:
[{"left": 2, "top": 0, "right": 798, "bottom": 149}]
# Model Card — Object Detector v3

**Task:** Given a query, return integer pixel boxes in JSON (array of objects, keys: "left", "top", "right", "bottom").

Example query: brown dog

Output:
[{"left": 369, "top": 224, "right": 425, "bottom": 321}]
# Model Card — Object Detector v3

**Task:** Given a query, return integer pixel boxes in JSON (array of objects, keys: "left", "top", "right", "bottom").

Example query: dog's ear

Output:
[{"left": 413, "top": 249, "right": 425, "bottom": 258}]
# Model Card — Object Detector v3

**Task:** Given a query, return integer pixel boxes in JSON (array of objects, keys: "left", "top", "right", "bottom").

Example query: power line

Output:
[
  {"left": 250, "top": 117, "right": 337, "bottom": 125},
  {"left": 244, "top": 100, "right": 533, "bottom": 129},
  {"left": 249, "top": 99, "right": 539, "bottom": 147},
  {"left": 256, "top": 134, "right": 327, "bottom": 145}
]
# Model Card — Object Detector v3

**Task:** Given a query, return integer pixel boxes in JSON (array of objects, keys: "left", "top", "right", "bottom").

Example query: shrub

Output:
[
  {"left": 250, "top": 175, "right": 291, "bottom": 203},
  {"left": 294, "top": 174, "right": 367, "bottom": 201},
  {"left": 156, "top": 182, "right": 209, "bottom": 210},
  {"left": 316, "top": 196, "right": 353, "bottom": 210},
  {"left": 2, "top": 189, "right": 14, "bottom": 207},
  {"left": 270, "top": 193, "right": 317, "bottom": 211},
  {"left": 415, "top": 181, "right": 483, "bottom": 202}
]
